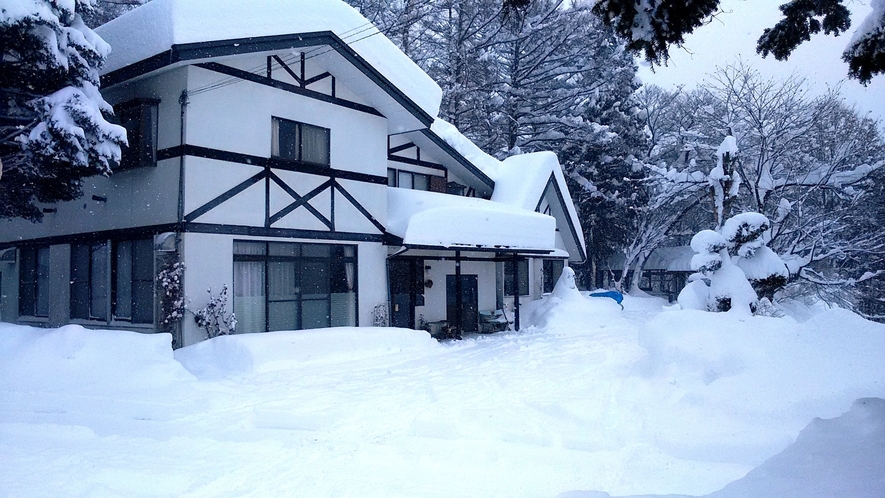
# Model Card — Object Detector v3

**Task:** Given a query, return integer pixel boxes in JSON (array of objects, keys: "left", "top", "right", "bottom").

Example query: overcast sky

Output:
[{"left": 637, "top": 0, "right": 885, "bottom": 126}]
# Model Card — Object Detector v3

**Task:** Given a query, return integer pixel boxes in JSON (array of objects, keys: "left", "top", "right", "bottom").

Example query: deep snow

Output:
[{"left": 1, "top": 294, "right": 884, "bottom": 497}]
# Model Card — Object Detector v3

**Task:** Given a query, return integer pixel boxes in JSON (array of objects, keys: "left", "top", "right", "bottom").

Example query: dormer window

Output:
[
  {"left": 116, "top": 99, "right": 159, "bottom": 171},
  {"left": 272, "top": 117, "right": 330, "bottom": 166}
]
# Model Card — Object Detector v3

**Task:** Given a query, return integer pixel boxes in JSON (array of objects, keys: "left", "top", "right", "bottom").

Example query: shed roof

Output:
[{"left": 387, "top": 189, "right": 556, "bottom": 253}]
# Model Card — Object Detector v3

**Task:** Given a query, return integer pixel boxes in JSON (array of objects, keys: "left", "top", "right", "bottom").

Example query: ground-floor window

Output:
[
  {"left": 233, "top": 241, "right": 357, "bottom": 333},
  {"left": 543, "top": 259, "right": 565, "bottom": 293},
  {"left": 71, "top": 238, "right": 153, "bottom": 323},
  {"left": 503, "top": 259, "right": 529, "bottom": 296},
  {"left": 19, "top": 246, "right": 50, "bottom": 317}
]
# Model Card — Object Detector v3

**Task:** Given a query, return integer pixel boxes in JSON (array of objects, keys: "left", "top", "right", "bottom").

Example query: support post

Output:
[
  {"left": 513, "top": 254, "right": 520, "bottom": 331},
  {"left": 455, "top": 250, "right": 462, "bottom": 338}
]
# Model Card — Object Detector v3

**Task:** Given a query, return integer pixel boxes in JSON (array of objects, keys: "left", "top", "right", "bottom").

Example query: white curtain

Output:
[{"left": 234, "top": 261, "right": 265, "bottom": 333}]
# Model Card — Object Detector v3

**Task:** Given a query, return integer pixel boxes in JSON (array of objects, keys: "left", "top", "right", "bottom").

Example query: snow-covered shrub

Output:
[
  {"left": 193, "top": 286, "right": 237, "bottom": 339},
  {"left": 679, "top": 213, "right": 787, "bottom": 314},
  {"left": 157, "top": 261, "right": 185, "bottom": 328},
  {"left": 722, "top": 213, "right": 789, "bottom": 299},
  {"left": 680, "top": 228, "right": 757, "bottom": 313},
  {"left": 372, "top": 303, "right": 389, "bottom": 327}
]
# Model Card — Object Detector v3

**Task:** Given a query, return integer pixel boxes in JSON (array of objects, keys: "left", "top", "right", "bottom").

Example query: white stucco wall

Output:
[
  {"left": 186, "top": 61, "right": 388, "bottom": 177},
  {"left": 357, "top": 242, "right": 388, "bottom": 328},
  {"left": 180, "top": 232, "right": 234, "bottom": 346}
]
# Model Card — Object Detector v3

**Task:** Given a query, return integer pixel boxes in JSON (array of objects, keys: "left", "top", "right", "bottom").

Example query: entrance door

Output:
[
  {"left": 389, "top": 259, "right": 423, "bottom": 328},
  {"left": 446, "top": 274, "right": 478, "bottom": 333}
]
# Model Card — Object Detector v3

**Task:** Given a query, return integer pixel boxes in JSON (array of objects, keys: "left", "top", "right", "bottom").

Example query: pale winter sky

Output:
[{"left": 637, "top": 0, "right": 885, "bottom": 127}]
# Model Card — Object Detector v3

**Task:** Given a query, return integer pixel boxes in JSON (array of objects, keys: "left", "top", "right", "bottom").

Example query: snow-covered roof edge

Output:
[
  {"left": 95, "top": 0, "right": 442, "bottom": 118},
  {"left": 387, "top": 189, "right": 557, "bottom": 252},
  {"left": 429, "top": 119, "right": 586, "bottom": 262}
]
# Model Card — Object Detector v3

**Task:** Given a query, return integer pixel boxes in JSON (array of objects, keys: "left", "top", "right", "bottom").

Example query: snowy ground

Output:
[{"left": 1, "top": 293, "right": 884, "bottom": 497}]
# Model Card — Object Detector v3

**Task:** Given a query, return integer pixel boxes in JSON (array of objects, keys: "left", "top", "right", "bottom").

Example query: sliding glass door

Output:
[{"left": 233, "top": 241, "right": 356, "bottom": 333}]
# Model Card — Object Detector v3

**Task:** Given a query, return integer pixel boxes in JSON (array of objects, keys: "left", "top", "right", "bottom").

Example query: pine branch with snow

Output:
[{"left": 0, "top": 0, "right": 126, "bottom": 221}]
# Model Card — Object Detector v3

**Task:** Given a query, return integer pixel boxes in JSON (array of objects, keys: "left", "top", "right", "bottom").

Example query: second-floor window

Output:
[
  {"left": 272, "top": 117, "right": 330, "bottom": 166},
  {"left": 116, "top": 99, "right": 159, "bottom": 170},
  {"left": 388, "top": 168, "right": 430, "bottom": 190}
]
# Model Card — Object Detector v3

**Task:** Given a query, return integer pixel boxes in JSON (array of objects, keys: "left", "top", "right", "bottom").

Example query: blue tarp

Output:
[{"left": 589, "top": 290, "right": 624, "bottom": 308}]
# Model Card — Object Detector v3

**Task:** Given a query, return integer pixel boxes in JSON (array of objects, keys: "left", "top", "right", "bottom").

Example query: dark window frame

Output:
[
  {"left": 115, "top": 98, "right": 159, "bottom": 171},
  {"left": 18, "top": 246, "right": 50, "bottom": 318},
  {"left": 71, "top": 238, "right": 154, "bottom": 324},
  {"left": 504, "top": 259, "right": 529, "bottom": 297},
  {"left": 387, "top": 168, "right": 445, "bottom": 192},
  {"left": 71, "top": 241, "right": 109, "bottom": 321},
  {"left": 543, "top": 259, "right": 565, "bottom": 294},
  {"left": 111, "top": 239, "right": 155, "bottom": 324},
  {"left": 271, "top": 116, "right": 331, "bottom": 167},
  {"left": 233, "top": 240, "right": 358, "bottom": 332}
]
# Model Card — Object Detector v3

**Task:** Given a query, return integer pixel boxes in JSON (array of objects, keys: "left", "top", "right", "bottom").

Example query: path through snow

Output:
[{"left": 1, "top": 295, "right": 883, "bottom": 497}]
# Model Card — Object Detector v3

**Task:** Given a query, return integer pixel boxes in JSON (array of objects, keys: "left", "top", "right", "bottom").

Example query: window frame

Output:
[
  {"left": 111, "top": 238, "right": 155, "bottom": 324},
  {"left": 18, "top": 245, "right": 50, "bottom": 318},
  {"left": 386, "top": 168, "right": 437, "bottom": 191},
  {"left": 542, "top": 259, "right": 565, "bottom": 294},
  {"left": 115, "top": 98, "right": 159, "bottom": 171},
  {"left": 271, "top": 117, "right": 331, "bottom": 167},
  {"left": 504, "top": 259, "right": 529, "bottom": 297},
  {"left": 71, "top": 238, "right": 154, "bottom": 324},
  {"left": 233, "top": 240, "right": 358, "bottom": 333}
]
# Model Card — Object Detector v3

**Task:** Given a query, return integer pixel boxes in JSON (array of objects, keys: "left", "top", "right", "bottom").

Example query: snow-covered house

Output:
[{"left": 0, "top": 0, "right": 585, "bottom": 347}]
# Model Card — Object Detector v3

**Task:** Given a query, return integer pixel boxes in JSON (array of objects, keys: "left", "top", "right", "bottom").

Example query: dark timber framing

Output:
[
  {"left": 386, "top": 141, "right": 445, "bottom": 171},
  {"left": 0, "top": 223, "right": 384, "bottom": 251},
  {"left": 157, "top": 144, "right": 388, "bottom": 185},
  {"left": 179, "top": 157, "right": 386, "bottom": 236},
  {"left": 417, "top": 128, "right": 495, "bottom": 193},
  {"left": 197, "top": 62, "right": 378, "bottom": 117},
  {"left": 101, "top": 31, "right": 433, "bottom": 128}
]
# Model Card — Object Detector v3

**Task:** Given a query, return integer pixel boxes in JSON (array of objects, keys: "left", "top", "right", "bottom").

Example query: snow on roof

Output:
[
  {"left": 95, "top": 0, "right": 442, "bottom": 118},
  {"left": 430, "top": 119, "right": 586, "bottom": 258},
  {"left": 387, "top": 188, "right": 556, "bottom": 252},
  {"left": 644, "top": 246, "right": 695, "bottom": 272}
]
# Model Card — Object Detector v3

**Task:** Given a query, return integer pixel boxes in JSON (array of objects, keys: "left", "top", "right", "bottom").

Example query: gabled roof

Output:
[
  {"left": 95, "top": 0, "right": 442, "bottom": 132},
  {"left": 429, "top": 120, "right": 587, "bottom": 262}
]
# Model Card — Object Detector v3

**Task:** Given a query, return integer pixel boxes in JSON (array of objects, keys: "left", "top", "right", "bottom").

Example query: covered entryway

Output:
[
  {"left": 446, "top": 274, "right": 478, "bottom": 333},
  {"left": 388, "top": 258, "right": 424, "bottom": 328}
]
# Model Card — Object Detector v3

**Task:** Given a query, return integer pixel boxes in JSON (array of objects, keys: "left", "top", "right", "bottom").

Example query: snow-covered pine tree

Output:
[
  {"left": 637, "top": 63, "right": 884, "bottom": 314},
  {"left": 679, "top": 218, "right": 762, "bottom": 314},
  {"left": 81, "top": 0, "right": 145, "bottom": 27},
  {"left": 721, "top": 212, "right": 789, "bottom": 300},
  {"left": 709, "top": 133, "right": 740, "bottom": 229},
  {"left": 1, "top": 0, "right": 126, "bottom": 221}
]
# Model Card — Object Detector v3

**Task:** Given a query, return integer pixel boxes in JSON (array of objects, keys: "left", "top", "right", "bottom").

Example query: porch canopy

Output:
[
  {"left": 387, "top": 189, "right": 557, "bottom": 334},
  {"left": 387, "top": 188, "right": 556, "bottom": 253}
]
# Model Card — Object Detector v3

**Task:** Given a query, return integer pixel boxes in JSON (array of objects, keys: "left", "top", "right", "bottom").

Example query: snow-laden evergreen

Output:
[{"left": 0, "top": 0, "right": 126, "bottom": 221}]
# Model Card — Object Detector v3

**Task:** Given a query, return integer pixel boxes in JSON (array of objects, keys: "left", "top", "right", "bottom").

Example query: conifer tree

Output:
[{"left": 0, "top": 0, "right": 126, "bottom": 221}]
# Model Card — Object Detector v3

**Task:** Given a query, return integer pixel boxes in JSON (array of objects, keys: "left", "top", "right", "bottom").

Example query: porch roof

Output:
[{"left": 387, "top": 189, "right": 556, "bottom": 253}]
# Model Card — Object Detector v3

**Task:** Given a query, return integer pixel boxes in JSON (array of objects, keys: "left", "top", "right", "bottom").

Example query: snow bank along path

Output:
[{"left": 1, "top": 297, "right": 883, "bottom": 497}]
